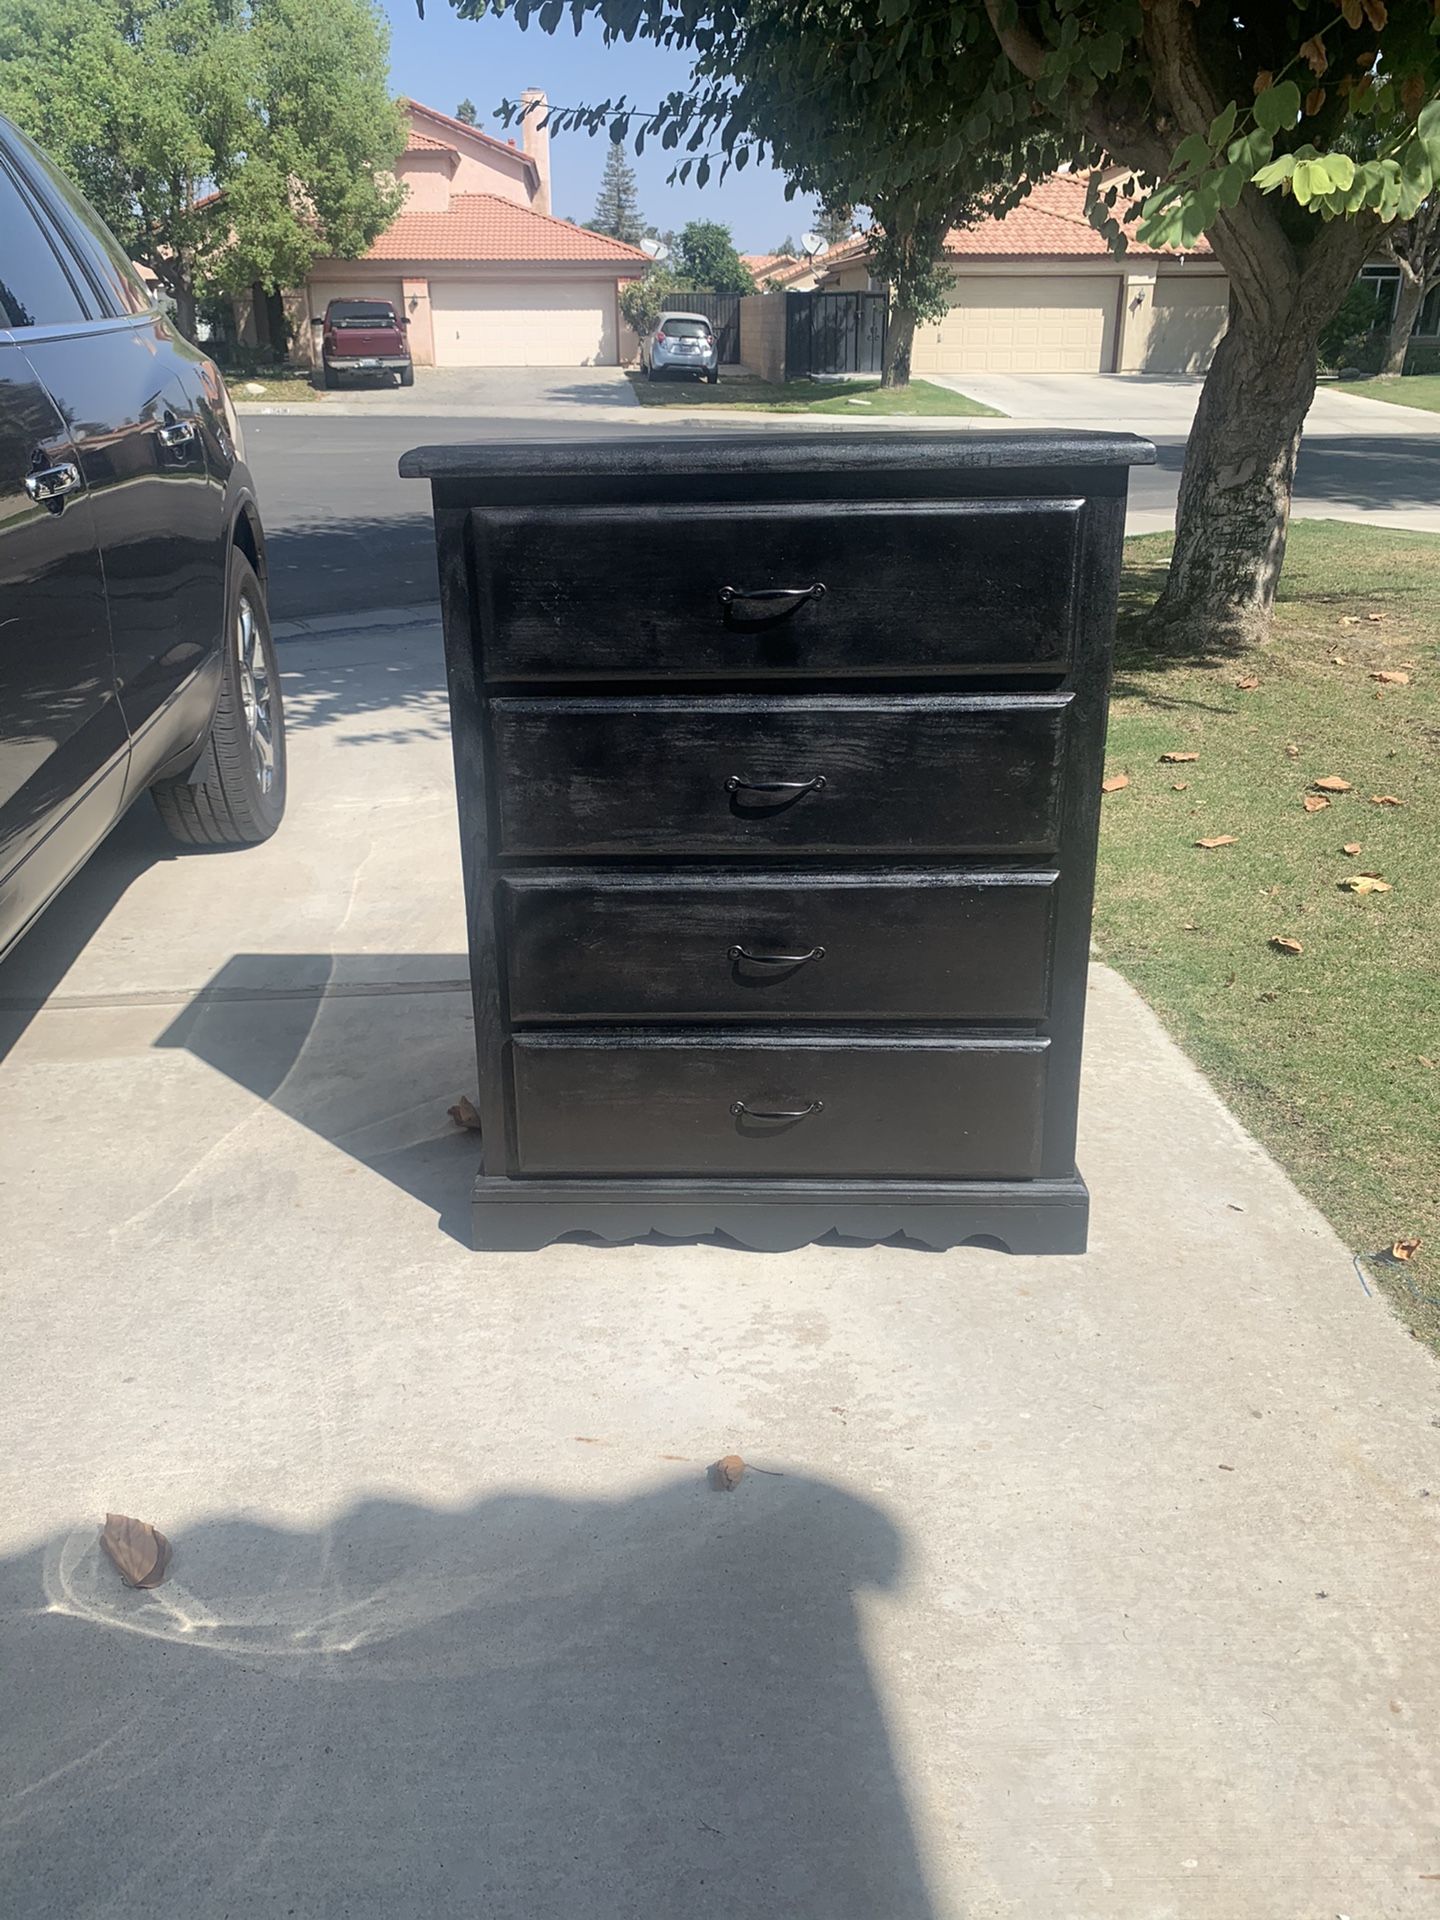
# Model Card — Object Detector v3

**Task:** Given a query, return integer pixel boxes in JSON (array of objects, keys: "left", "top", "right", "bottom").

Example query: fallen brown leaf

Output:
[
  {"left": 1194, "top": 835, "right": 1238, "bottom": 849},
  {"left": 1419, "top": 1057, "right": 1436, "bottom": 1070},
  {"left": 1302, "top": 795, "right": 1330, "bottom": 813},
  {"left": 1392, "top": 1237, "right": 1422, "bottom": 1262},
  {"left": 1160, "top": 751, "right": 1199, "bottom": 763},
  {"left": 1310, "top": 775, "right": 1352, "bottom": 793},
  {"left": 1171, "top": 781, "right": 1190, "bottom": 791},
  {"left": 1235, "top": 675, "right": 1260, "bottom": 691},
  {"left": 1341, "top": 843, "right": 1362, "bottom": 855},
  {"left": 1339, "top": 875, "right": 1392, "bottom": 894},
  {"left": 100, "top": 1513, "right": 171, "bottom": 1589},
  {"left": 1367, "top": 611, "right": 1384, "bottom": 622},
  {"left": 448, "top": 1095, "right": 482, "bottom": 1131},
  {"left": 1371, "top": 670, "right": 1410, "bottom": 685},
  {"left": 709, "top": 1454, "right": 746, "bottom": 1492},
  {"left": 1284, "top": 743, "right": 1301, "bottom": 758},
  {"left": 1370, "top": 794, "right": 1404, "bottom": 807},
  {"left": 1101, "top": 773, "right": 1129, "bottom": 793},
  {"left": 1270, "top": 936, "right": 1304, "bottom": 956},
  {"left": 1330, "top": 652, "right": 1349, "bottom": 664}
]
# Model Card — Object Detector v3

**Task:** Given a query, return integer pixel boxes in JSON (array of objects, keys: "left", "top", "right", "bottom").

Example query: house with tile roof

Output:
[
  {"left": 291, "top": 95, "right": 649, "bottom": 368},
  {"left": 768, "top": 173, "right": 1231, "bottom": 375}
]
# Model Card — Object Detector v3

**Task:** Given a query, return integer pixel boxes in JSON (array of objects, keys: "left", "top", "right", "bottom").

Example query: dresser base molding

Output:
[{"left": 471, "top": 1173, "right": 1089, "bottom": 1254}]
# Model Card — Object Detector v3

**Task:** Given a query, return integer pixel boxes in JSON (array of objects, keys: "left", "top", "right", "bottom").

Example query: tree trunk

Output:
[
  {"left": 263, "top": 285, "right": 289, "bottom": 360},
  {"left": 1381, "top": 271, "right": 1423, "bottom": 378},
  {"left": 172, "top": 279, "right": 197, "bottom": 344},
  {"left": 1143, "top": 293, "right": 1321, "bottom": 653},
  {"left": 881, "top": 302, "right": 915, "bottom": 388}
]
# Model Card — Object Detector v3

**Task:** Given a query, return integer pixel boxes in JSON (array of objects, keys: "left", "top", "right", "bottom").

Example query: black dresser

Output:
[{"left": 402, "top": 431, "right": 1154, "bottom": 1253}]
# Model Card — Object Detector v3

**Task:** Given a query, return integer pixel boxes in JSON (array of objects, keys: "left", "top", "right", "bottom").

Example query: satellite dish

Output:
[
  {"left": 640, "top": 237, "right": 670, "bottom": 262},
  {"left": 801, "top": 232, "right": 829, "bottom": 259}
]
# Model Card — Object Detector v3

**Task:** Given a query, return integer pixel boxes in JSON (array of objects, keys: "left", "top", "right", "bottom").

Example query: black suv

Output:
[{"left": 0, "top": 115, "right": 285, "bottom": 961}]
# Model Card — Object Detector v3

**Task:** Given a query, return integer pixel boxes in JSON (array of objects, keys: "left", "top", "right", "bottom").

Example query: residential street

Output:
[
  {"left": 244, "top": 387, "right": 1440, "bottom": 620},
  {"left": 3, "top": 614, "right": 1439, "bottom": 1918}
]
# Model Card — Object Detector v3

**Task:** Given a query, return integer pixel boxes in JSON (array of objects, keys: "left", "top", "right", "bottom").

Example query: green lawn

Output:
[
  {"left": 1331, "top": 373, "right": 1440, "bottom": 413},
  {"left": 227, "top": 367, "right": 327, "bottom": 404},
  {"left": 626, "top": 373, "right": 1003, "bottom": 416},
  {"left": 1097, "top": 521, "right": 1440, "bottom": 1343}
]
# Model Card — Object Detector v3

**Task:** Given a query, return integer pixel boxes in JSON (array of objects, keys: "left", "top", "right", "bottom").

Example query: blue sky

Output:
[{"left": 381, "top": 1, "right": 818, "bottom": 250}]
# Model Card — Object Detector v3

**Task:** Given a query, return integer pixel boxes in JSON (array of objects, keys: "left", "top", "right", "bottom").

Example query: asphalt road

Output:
[{"left": 243, "top": 412, "right": 1440, "bottom": 623}]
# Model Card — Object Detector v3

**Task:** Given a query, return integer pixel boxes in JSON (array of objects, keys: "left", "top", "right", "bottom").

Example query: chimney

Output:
[{"left": 520, "top": 88, "right": 551, "bottom": 215}]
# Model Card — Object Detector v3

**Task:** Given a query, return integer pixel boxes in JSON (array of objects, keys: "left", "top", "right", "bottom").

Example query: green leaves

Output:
[{"left": 1253, "top": 79, "right": 1302, "bottom": 135}]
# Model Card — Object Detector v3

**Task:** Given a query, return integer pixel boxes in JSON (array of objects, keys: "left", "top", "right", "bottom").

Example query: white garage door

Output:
[
  {"left": 1142, "top": 275, "right": 1229, "bottom": 373},
  {"left": 431, "top": 279, "right": 617, "bottom": 367},
  {"left": 912, "top": 274, "right": 1120, "bottom": 375}
]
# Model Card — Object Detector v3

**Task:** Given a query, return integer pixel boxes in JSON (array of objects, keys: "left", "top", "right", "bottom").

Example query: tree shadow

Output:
[
  {"left": 278, "top": 621, "right": 451, "bottom": 742},
  {"left": 0, "top": 1480, "right": 939, "bottom": 1918},
  {"left": 264, "top": 511, "right": 438, "bottom": 623}
]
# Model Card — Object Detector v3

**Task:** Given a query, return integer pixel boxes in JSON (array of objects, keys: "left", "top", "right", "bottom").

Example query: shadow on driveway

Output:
[{"left": 1, "top": 1478, "right": 935, "bottom": 1918}]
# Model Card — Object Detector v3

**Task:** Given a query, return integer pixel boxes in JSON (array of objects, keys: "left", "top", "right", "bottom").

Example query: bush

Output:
[
  {"left": 1318, "top": 281, "right": 1384, "bottom": 374},
  {"left": 1403, "top": 342, "right": 1440, "bottom": 376}
]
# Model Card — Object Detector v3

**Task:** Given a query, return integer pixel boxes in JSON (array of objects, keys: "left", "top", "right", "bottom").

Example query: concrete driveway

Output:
[
  {"left": 249, "top": 363, "right": 642, "bottom": 419},
  {"left": 2, "top": 610, "right": 1439, "bottom": 1917},
  {"left": 927, "top": 368, "right": 1440, "bottom": 438}
]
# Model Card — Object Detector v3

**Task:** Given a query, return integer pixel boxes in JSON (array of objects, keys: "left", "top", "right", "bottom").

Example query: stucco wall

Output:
[
  {"left": 740, "top": 292, "right": 786, "bottom": 382},
  {"left": 396, "top": 151, "right": 454, "bottom": 213}
]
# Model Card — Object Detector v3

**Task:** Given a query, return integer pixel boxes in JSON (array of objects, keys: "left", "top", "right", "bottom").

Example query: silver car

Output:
[{"left": 641, "top": 311, "right": 720, "bottom": 383}]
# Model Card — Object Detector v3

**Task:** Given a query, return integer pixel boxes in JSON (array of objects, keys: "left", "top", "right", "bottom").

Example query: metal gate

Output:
[
  {"left": 785, "top": 290, "right": 888, "bottom": 377},
  {"left": 682, "top": 291, "right": 741, "bottom": 363}
]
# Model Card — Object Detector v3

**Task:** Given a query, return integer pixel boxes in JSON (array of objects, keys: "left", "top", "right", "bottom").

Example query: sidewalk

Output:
[{"left": 1, "top": 614, "right": 1438, "bottom": 1917}]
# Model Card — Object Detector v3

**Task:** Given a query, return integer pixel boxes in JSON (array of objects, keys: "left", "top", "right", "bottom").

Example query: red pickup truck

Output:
[{"left": 320, "top": 298, "right": 414, "bottom": 388}]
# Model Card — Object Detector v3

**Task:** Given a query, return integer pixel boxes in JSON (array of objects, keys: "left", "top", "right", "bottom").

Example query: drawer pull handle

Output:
[
  {"left": 718, "top": 583, "right": 826, "bottom": 609},
  {"left": 730, "top": 1099, "right": 824, "bottom": 1120},
  {"left": 728, "top": 944, "right": 825, "bottom": 965},
  {"left": 725, "top": 773, "right": 826, "bottom": 796}
]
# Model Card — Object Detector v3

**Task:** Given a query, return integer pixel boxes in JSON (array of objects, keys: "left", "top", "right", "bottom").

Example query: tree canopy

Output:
[
  {"left": 455, "top": 97, "right": 479, "bottom": 124},
  {"left": 589, "top": 132, "right": 645, "bottom": 242},
  {"left": 454, "top": 0, "right": 1440, "bottom": 646},
  {"left": 674, "top": 218, "right": 754, "bottom": 292},
  {"left": 0, "top": 0, "right": 406, "bottom": 335}
]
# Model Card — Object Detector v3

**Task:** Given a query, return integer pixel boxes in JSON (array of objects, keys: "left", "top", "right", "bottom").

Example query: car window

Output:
[
  {"left": 328, "top": 302, "right": 397, "bottom": 327},
  {"left": 661, "top": 318, "right": 711, "bottom": 339},
  {"left": 3, "top": 124, "right": 151, "bottom": 316},
  {"left": 0, "top": 156, "right": 88, "bottom": 328}
]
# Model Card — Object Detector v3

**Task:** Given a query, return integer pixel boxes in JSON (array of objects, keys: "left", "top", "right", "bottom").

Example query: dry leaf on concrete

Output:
[
  {"left": 1311, "top": 776, "right": 1353, "bottom": 793},
  {"left": 1270, "top": 936, "right": 1304, "bottom": 956},
  {"left": 448, "top": 1095, "right": 483, "bottom": 1131},
  {"left": 1370, "top": 794, "right": 1404, "bottom": 807},
  {"left": 1235, "top": 675, "right": 1260, "bottom": 691},
  {"left": 1101, "top": 774, "right": 1129, "bottom": 793},
  {"left": 1302, "top": 795, "right": 1331, "bottom": 812},
  {"left": 1392, "top": 1237, "right": 1422, "bottom": 1262},
  {"left": 1195, "top": 835, "right": 1238, "bottom": 849},
  {"left": 100, "top": 1513, "right": 171, "bottom": 1589},
  {"left": 709, "top": 1455, "right": 746, "bottom": 1492},
  {"left": 1342, "top": 843, "right": 1362, "bottom": 855},
  {"left": 1371, "top": 670, "right": 1410, "bottom": 685},
  {"left": 1339, "top": 875, "right": 1392, "bottom": 894},
  {"left": 1160, "top": 751, "right": 1200, "bottom": 763}
]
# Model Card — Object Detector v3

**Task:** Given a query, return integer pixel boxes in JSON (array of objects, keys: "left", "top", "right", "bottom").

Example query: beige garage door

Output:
[
  {"left": 431, "top": 279, "right": 617, "bottom": 366},
  {"left": 912, "top": 275, "right": 1120, "bottom": 374},
  {"left": 1142, "top": 275, "right": 1229, "bottom": 373}
]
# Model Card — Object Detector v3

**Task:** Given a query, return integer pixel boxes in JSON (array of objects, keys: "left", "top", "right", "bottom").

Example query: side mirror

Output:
[{"left": 400, "top": 315, "right": 410, "bottom": 327}]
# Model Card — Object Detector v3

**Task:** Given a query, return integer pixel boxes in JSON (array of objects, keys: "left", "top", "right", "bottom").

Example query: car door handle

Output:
[
  {"left": 155, "top": 417, "right": 198, "bottom": 448},
  {"left": 23, "top": 461, "right": 81, "bottom": 503}
]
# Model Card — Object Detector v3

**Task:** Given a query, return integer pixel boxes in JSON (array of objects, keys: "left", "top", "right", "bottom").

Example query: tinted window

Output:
[
  {"left": 661, "top": 318, "right": 711, "bottom": 339},
  {"left": 4, "top": 123, "right": 150, "bottom": 316},
  {"left": 0, "top": 158, "right": 87, "bottom": 328},
  {"left": 328, "top": 301, "right": 397, "bottom": 326}
]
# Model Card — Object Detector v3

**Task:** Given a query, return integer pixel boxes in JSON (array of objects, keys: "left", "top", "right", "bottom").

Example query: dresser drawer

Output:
[
  {"left": 471, "top": 499, "right": 1081, "bottom": 681},
  {"left": 501, "top": 871, "right": 1057, "bottom": 1022},
  {"left": 491, "top": 694, "right": 1069, "bottom": 858},
  {"left": 511, "top": 1034, "right": 1048, "bottom": 1179}
]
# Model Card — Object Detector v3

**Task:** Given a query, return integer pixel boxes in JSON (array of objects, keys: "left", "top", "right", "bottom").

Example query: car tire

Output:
[
  {"left": 151, "top": 552, "right": 287, "bottom": 848},
  {"left": 323, "top": 362, "right": 338, "bottom": 389},
  {"left": 399, "top": 364, "right": 414, "bottom": 387}
]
